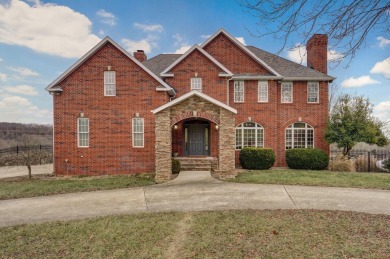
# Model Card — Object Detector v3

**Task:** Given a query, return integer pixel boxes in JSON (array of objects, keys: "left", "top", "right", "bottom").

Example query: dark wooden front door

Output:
[{"left": 184, "top": 123, "right": 209, "bottom": 156}]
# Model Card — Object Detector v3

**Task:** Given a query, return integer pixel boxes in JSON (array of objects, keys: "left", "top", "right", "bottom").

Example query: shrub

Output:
[
  {"left": 355, "top": 154, "right": 377, "bottom": 172},
  {"left": 384, "top": 159, "right": 390, "bottom": 170},
  {"left": 172, "top": 158, "right": 181, "bottom": 174},
  {"left": 286, "top": 148, "right": 328, "bottom": 170},
  {"left": 328, "top": 159, "right": 356, "bottom": 172},
  {"left": 239, "top": 147, "right": 275, "bottom": 170}
]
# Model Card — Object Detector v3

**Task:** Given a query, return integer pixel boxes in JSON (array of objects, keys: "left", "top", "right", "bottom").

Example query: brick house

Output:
[{"left": 46, "top": 29, "right": 334, "bottom": 182}]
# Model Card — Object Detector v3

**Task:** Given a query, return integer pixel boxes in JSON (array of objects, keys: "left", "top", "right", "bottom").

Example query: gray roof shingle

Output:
[{"left": 143, "top": 46, "right": 334, "bottom": 81}]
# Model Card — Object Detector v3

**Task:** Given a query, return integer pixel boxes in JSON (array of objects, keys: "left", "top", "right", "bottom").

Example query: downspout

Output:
[{"left": 227, "top": 77, "right": 233, "bottom": 105}]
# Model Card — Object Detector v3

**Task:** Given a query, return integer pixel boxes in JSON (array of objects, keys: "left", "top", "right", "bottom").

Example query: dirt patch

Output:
[{"left": 165, "top": 213, "right": 193, "bottom": 258}]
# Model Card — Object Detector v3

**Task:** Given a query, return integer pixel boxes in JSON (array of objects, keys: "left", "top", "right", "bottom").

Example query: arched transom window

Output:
[
  {"left": 285, "top": 122, "right": 314, "bottom": 149},
  {"left": 235, "top": 122, "right": 264, "bottom": 150}
]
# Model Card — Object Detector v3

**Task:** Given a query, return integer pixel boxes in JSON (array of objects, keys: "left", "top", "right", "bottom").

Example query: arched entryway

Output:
[{"left": 152, "top": 91, "right": 237, "bottom": 183}]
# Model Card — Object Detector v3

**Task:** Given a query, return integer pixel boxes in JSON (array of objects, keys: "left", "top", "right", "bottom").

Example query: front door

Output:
[
  {"left": 188, "top": 125, "right": 204, "bottom": 155},
  {"left": 184, "top": 123, "right": 210, "bottom": 156}
]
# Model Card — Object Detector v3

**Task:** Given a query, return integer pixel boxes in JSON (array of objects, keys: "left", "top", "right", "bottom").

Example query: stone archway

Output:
[{"left": 153, "top": 91, "right": 236, "bottom": 183}]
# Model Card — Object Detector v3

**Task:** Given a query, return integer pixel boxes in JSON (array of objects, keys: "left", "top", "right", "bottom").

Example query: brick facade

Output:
[{"left": 48, "top": 29, "right": 332, "bottom": 179}]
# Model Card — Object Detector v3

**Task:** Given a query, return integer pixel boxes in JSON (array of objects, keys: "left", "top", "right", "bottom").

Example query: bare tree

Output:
[
  {"left": 240, "top": 0, "right": 390, "bottom": 64},
  {"left": 328, "top": 82, "right": 343, "bottom": 113}
]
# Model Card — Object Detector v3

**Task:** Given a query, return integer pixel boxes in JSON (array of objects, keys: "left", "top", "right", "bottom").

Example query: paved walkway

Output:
[
  {"left": 0, "top": 164, "right": 53, "bottom": 179},
  {"left": 1, "top": 171, "right": 390, "bottom": 227}
]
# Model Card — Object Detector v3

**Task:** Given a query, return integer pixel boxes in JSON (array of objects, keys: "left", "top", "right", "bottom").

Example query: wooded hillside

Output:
[{"left": 0, "top": 122, "right": 53, "bottom": 148}]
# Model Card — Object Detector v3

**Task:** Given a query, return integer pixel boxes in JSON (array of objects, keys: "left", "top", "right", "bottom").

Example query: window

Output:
[
  {"left": 77, "top": 118, "right": 89, "bottom": 147},
  {"left": 132, "top": 118, "right": 144, "bottom": 147},
  {"left": 307, "top": 82, "right": 319, "bottom": 103},
  {"left": 235, "top": 122, "right": 264, "bottom": 149},
  {"left": 285, "top": 122, "right": 314, "bottom": 149},
  {"left": 104, "top": 71, "right": 116, "bottom": 96},
  {"left": 258, "top": 81, "right": 268, "bottom": 102},
  {"left": 281, "top": 82, "right": 293, "bottom": 103},
  {"left": 234, "top": 81, "right": 244, "bottom": 102},
  {"left": 191, "top": 78, "right": 202, "bottom": 92}
]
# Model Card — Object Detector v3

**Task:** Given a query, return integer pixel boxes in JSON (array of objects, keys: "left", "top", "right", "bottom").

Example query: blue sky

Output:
[{"left": 0, "top": 0, "right": 389, "bottom": 127}]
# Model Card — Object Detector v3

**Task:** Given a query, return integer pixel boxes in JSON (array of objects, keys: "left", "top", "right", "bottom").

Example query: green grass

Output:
[
  {"left": 230, "top": 169, "right": 390, "bottom": 190},
  {"left": 1, "top": 210, "right": 389, "bottom": 258},
  {"left": 0, "top": 174, "right": 155, "bottom": 200}
]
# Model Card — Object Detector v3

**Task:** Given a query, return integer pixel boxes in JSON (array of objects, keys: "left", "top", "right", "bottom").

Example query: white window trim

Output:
[
  {"left": 258, "top": 81, "right": 269, "bottom": 103},
  {"left": 281, "top": 82, "right": 293, "bottom": 103},
  {"left": 77, "top": 118, "right": 89, "bottom": 148},
  {"left": 235, "top": 122, "right": 264, "bottom": 150},
  {"left": 285, "top": 123, "right": 314, "bottom": 150},
  {"left": 104, "top": 71, "right": 116, "bottom": 96},
  {"left": 191, "top": 77, "right": 202, "bottom": 92},
  {"left": 132, "top": 118, "right": 144, "bottom": 148},
  {"left": 307, "top": 81, "right": 319, "bottom": 103},
  {"left": 234, "top": 81, "right": 245, "bottom": 103}
]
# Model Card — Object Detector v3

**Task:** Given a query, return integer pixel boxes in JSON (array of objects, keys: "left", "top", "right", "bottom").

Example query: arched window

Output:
[
  {"left": 285, "top": 122, "right": 314, "bottom": 149},
  {"left": 235, "top": 122, "right": 264, "bottom": 150}
]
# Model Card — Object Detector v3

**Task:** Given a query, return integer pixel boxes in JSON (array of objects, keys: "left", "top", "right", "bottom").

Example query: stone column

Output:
[
  {"left": 155, "top": 109, "right": 172, "bottom": 183},
  {"left": 217, "top": 108, "right": 236, "bottom": 179}
]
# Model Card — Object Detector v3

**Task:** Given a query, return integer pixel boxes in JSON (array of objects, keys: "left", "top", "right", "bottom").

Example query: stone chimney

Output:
[
  {"left": 306, "top": 34, "right": 328, "bottom": 74},
  {"left": 134, "top": 50, "right": 147, "bottom": 62}
]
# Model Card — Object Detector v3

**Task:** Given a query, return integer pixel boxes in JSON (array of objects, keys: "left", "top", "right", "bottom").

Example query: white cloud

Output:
[
  {"left": 174, "top": 44, "right": 191, "bottom": 54},
  {"left": 98, "top": 29, "right": 105, "bottom": 36},
  {"left": 0, "top": 57, "right": 3, "bottom": 62},
  {"left": 377, "top": 36, "right": 390, "bottom": 47},
  {"left": 96, "top": 9, "right": 117, "bottom": 26},
  {"left": 201, "top": 34, "right": 211, "bottom": 40},
  {"left": 341, "top": 75, "right": 380, "bottom": 88},
  {"left": 373, "top": 101, "right": 390, "bottom": 135},
  {"left": 0, "top": 0, "right": 100, "bottom": 58},
  {"left": 287, "top": 44, "right": 307, "bottom": 64},
  {"left": 286, "top": 44, "right": 343, "bottom": 64},
  {"left": 173, "top": 34, "right": 184, "bottom": 46},
  {"left": 134, "top": 23, "right": 163, "bottom": 32},
  {"left": 8, "top": 67, "right": 39, "bottom": 77},
  {"left": 0, "top": 72, "right": 6, "bottom": 81},
  {"left": 370, "top": 57, "right": 390, "bottom": 78},
  {"left": 121, "top": 38, "right": 152, "bottom": 54},
  {"left": 4, "top": 85, "right": 39, "bottom": 96},
  {"left": 235, "top": 37, "right": 246, "bottom": 45},
  {"left": 0, "top": 95, "right": 51, "bottom": 124}
]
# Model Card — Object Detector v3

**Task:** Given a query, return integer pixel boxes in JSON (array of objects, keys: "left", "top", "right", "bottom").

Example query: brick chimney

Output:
[
  {"left": 134, "top": 50, "right": 147, "bottom": 62},
  {"left": 306, "top": 34, "right": 328, "bottom": 74}
]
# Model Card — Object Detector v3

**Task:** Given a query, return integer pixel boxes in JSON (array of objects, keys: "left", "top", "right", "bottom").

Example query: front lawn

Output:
[
  {"left": 231, "top": 169, "right": 390, "bottom": 190},
  {"left": 0, "top": 174, "right": 155, "bottom": 200},
  {"left": 1, "top": 210, "right": 389, "bottom": 258}
]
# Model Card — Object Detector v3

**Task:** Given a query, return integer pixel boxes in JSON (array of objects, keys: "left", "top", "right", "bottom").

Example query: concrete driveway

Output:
[{"left": 1, "top": 171, "right": 390, "bottom": 227}]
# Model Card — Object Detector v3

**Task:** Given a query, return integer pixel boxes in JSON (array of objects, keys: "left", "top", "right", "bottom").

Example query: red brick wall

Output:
[
  {"left": 203, "top": 33, "right": 271, "bottom": 74},
  {"left": 307, "top": 34, "right": 328, "bottom": 74},
  {"left": 165, "top": 49, "right": 228, "bottom": 102},
  {"left": 53, "top": 42, "right": 168, "bottom": 175}
]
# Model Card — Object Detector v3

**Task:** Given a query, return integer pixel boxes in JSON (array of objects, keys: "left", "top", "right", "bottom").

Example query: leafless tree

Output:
[
  {"left": 328, "top": 83, "right": 343, "bottom": 113},
  {"left": 240, "top": 0, "right": 390, "bottom": 64}
]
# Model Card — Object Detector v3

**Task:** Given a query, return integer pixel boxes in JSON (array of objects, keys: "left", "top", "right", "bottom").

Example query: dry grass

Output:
[{"left": 1, "top": 210, "right": 390, "bottom": 258}]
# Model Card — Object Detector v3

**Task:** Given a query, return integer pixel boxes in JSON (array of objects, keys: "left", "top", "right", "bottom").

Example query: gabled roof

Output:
[
  {"left": 143, "top": 54, "right": 181, "bottom": 78},
  {"left": 46, "top": 37, "right": 175, "bottom": 95},
  {"left": 152, "top": 90, "right": 237, "bottom": 114},
  {"left": 247, "top": 46, "right": 335, "bottom": 81},
  {"left": 160, "top": 45, "right": 233, "bottom": 77},
  {"left": 201, "top": 28, "right": 282, "bottom": 77}
]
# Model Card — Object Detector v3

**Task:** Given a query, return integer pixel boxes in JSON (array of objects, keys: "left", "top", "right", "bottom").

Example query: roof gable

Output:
[
  {"left": 160, "top": 45, "right": 233, "bottom": 77},
  {"left": 201, "top": 29, "right": 281, "bottom": 77},
  {"left": 152, "top": 90, "right": 237, "bottom": 114},
  {"left": 46, "top": 37, "right": 175, "bottom": 94}
]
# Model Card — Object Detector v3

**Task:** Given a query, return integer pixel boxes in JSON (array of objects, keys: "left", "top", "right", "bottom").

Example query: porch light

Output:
[
  {"left": 215, "top": 125, "right": 219, "bottom": 130},
  {"left": 173, "top": 124, "right": 178, "bottom": 130}
]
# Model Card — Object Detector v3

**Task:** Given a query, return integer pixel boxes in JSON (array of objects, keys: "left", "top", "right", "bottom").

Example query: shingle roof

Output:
[
  {"left": 142, "top": 54, "right": 181, "bottom": 77},
  {"left": 246, "top": 46, "right": 334, "bottom": 80},
  {"left": 142, "top": 46, "right": 335, "bottom": 81}
]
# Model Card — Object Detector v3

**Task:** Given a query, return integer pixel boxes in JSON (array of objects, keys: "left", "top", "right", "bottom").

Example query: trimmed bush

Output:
[
  {"left": 286, "top": 148, "right": 329, "bottom": 170},
  {"left": 172, "top": 158, "right": 181, "bottom": 174},
  {"left": 383, "top": 159, "right": 390, "bottom": 170},
  {"left": 239, "top": 147, "right": 275, "bottom": 170}
]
